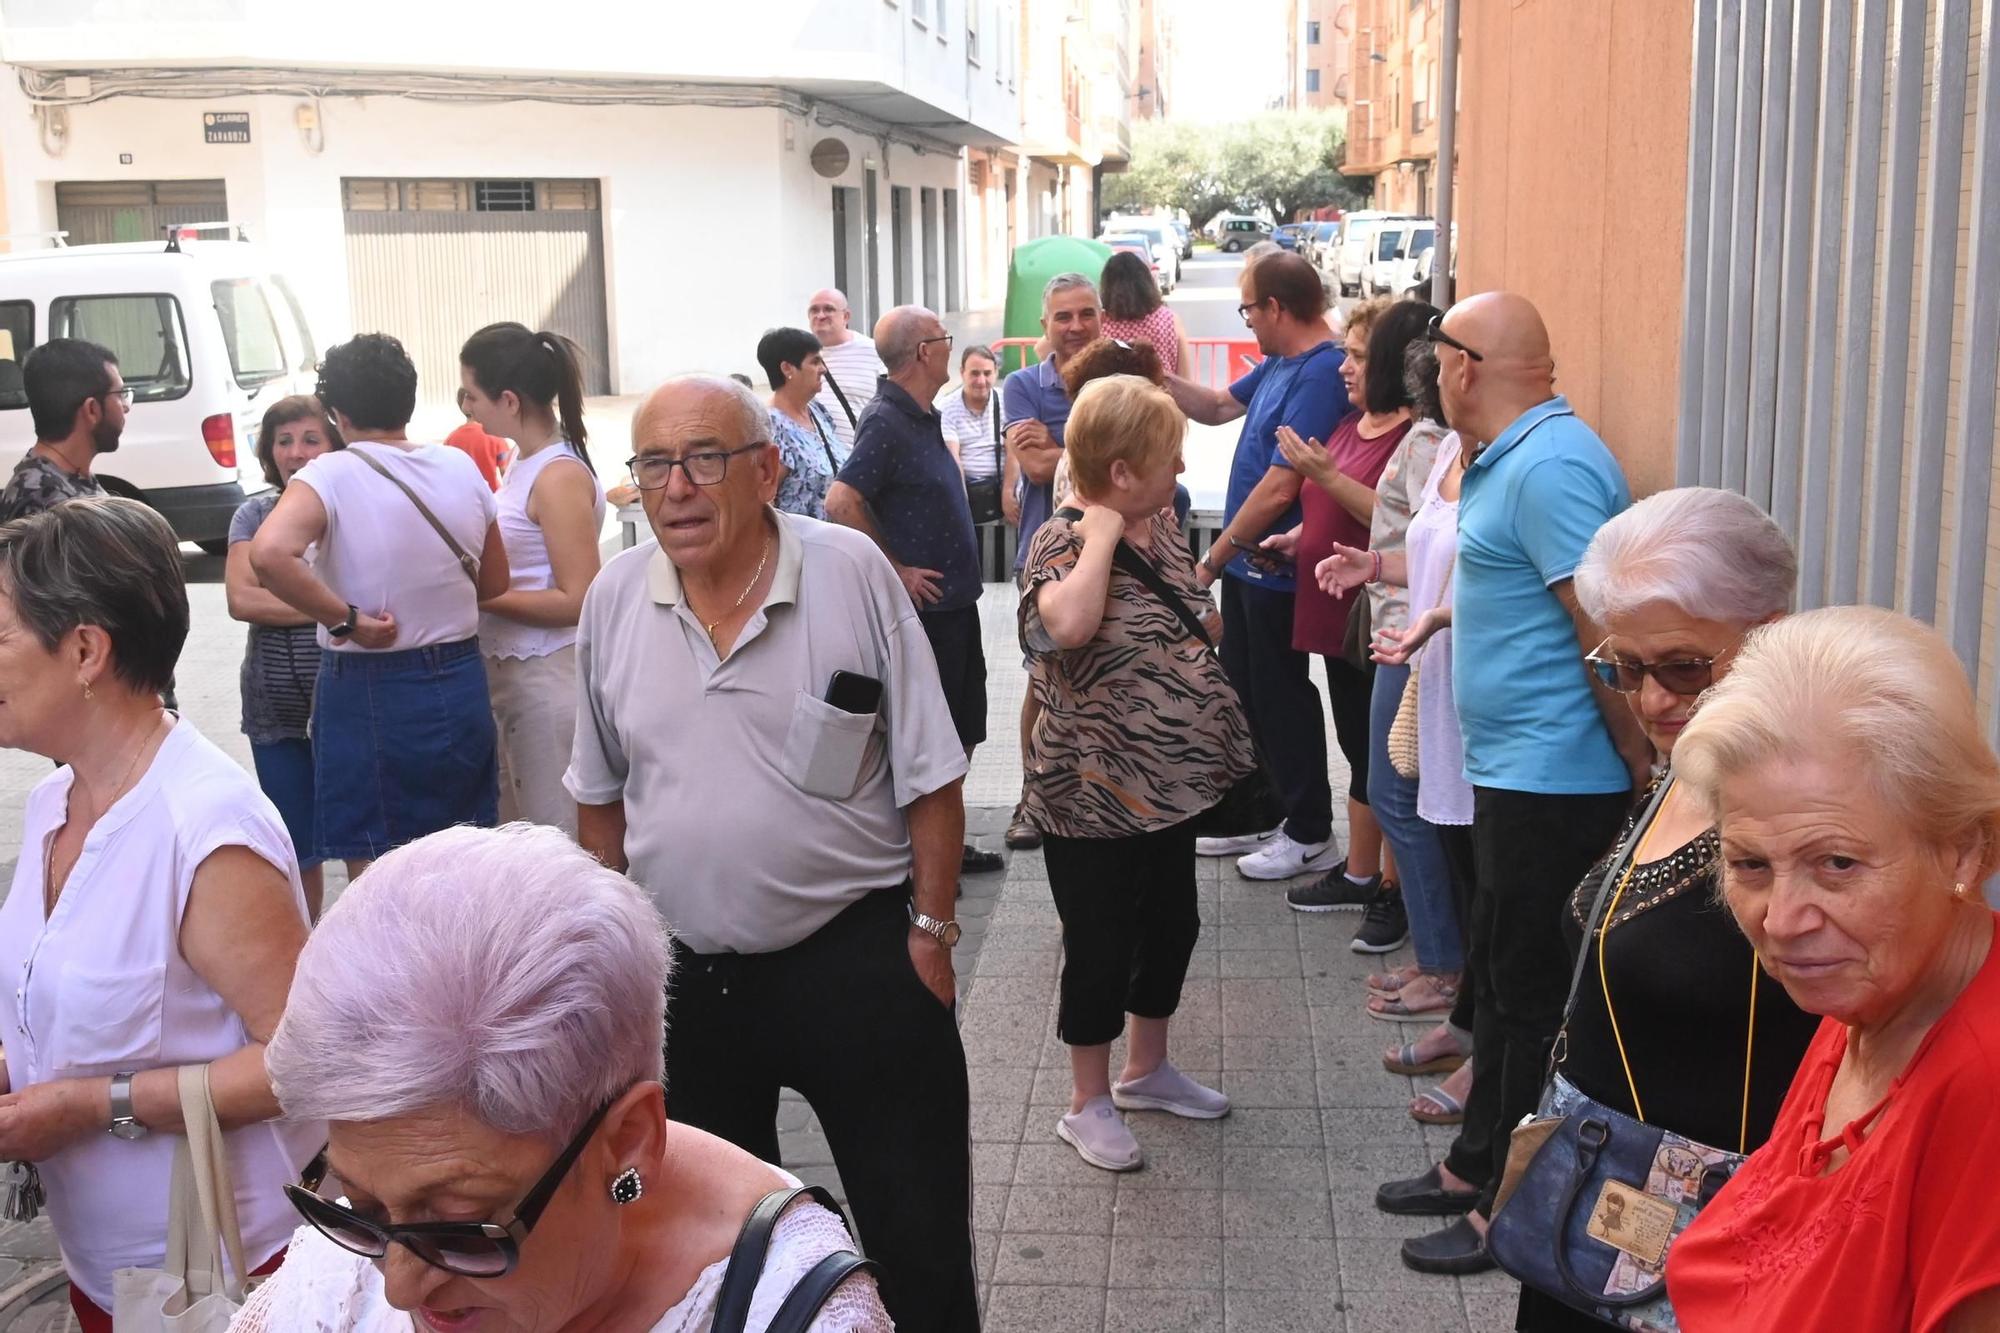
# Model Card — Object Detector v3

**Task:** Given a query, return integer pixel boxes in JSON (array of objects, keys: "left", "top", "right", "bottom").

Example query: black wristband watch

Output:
[{"left": 328, "top": 604, "right": 358, "bottom": 639}]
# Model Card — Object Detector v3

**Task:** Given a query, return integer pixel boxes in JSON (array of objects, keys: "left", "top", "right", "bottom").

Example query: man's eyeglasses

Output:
[
  {"left": 1424, "top": 314, "right": 1485, "bottom": 362},
  {"left": 103, "top": 386, "right": 135, "bottom": 407},
  {"left": 1584, "top": 640, "right": 1722, "bottom": 697},
  {"left": 283, "top": 1099, "right": 614, "bottom": 1278},
  {"left": 1236, "top": 300, "right": 1268, "bottom": 323},
  {"left": 625, "top": 443, "right": 767, "bottom": 490},
  {"left": 918, "top": 334, "right": 955, "bottom": 355}
]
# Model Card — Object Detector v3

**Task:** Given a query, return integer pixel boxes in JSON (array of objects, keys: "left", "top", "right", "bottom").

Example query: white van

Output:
[
  {"left": 1366, "top": 220, "right": 1438, "bottom": 297},
  {"left": 0, "top": 229, "right": 319, "bottom": 552},
  {"left": 1330, "top": 211, "right": 1419, "bottom": 296}
]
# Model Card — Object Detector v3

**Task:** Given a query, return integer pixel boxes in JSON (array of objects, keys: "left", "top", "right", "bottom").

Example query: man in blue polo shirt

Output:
[
  {"left": 1376, "top": 292, "right": 1650, "bottom": 1278},
  {"left": 1166, "top": 251, "right": 1351, "bottom": 881},
  {"left": 829, "top": 304, "right": 1004, "bottom": 875}
]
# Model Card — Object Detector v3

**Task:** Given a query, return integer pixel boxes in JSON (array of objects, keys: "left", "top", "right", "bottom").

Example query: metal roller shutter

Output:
[{"left": 55, "top": 179, "right": 228, "bottom": 246}]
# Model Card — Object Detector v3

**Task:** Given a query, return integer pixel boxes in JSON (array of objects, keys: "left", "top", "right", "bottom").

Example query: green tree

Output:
[{"left": 1101, "top": 111, "right": 1366, "bottom": 228}]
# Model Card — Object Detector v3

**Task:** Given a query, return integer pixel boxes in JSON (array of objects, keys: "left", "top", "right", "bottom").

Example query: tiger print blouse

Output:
[{"left": 1018, "top": 511, "right": 1258, "bottom": 840}]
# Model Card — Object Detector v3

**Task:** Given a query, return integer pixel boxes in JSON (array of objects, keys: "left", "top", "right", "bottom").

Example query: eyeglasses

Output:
[
  {"left": 1424, "top": 314, "right": 1485, "bottom": 362},
  {"left": 1236, "top": 300, "right": 1267, "bottom": 323},
  {"left": 1584, "top": 640, "right": 1722, "bottom": 697},
  {"left": 104, "top": 386, "right": 135, "bottom": 407},
  {"left": 283, "top": 1099, "right": 614, "bottom": 1279},
  {"left": 625, "top": 442, "right": 767, "bottom": 490},
  {"left": 918, "top": 334, "right": 955, "bottom": 353}
]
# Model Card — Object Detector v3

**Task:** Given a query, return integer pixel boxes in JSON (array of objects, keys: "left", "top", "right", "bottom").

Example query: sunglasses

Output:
[
  {"left": 1424, "top": 314, "right": 1485, "bottom": 362},
  {"left": 284, "top": 1098, "right": 614, "bottom": 1278},
  {"left": 1584, "top": 640, "right": 1721, "bottom": 697}
]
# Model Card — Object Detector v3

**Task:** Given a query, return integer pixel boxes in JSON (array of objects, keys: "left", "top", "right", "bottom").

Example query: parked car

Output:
[
  {"left": 1330, "top": 210, "right": 1419, "bottom": 295},
  {"left": 0, "top": 229, "right": 318, "bottom": 552},
  {"left": 1110, "top": 219, "right": 1182, "bottom": 291},
  {"left": 1170, "top": 219, "right": 1193, "bottom": 259},
  {"left": 1274, "top": 223, "right": 1309, "bottom": 252},
  {"left": 1299, "top": 220, "right": 1340, "bottom": 269},
  {"left": 1367, "top": 220, "right": 1438, "bottom": 297},
  {"left": 1099, "top": 231, "right": 1169, "bottom": 287},
  {"left": 1216, "top": 217, "right": 1274, "bottom": 253}
]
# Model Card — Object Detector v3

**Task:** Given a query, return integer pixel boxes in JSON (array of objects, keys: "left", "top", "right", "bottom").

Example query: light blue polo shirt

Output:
[{"left": 1452, "top": 396, "right": 1632, "bottom": 794}]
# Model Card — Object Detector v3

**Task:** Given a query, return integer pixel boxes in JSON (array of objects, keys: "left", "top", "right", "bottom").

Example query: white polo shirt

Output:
[{"left": 565, "top": 510, "right": 969, "bottom": 954}]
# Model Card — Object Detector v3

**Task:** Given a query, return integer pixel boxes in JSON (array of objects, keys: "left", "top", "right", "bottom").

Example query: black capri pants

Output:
[
  {"left": 1042, "top": 819, "right": 1202, "bottom": 1047},
  {"left": 1322, "top": 654, "right": 1375, "bottom": 804}
]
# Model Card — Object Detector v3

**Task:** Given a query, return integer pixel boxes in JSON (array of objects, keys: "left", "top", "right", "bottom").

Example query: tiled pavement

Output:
[{"left": 0, "top": 576, "right": 1519, "bottom": 1329}]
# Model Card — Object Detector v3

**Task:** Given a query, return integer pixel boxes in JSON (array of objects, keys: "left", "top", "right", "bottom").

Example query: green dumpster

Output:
[{"left": 1001, "top": 236, "right": 1114, "bottom": 374}]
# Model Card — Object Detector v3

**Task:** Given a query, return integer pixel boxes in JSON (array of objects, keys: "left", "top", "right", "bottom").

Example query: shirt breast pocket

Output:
[
  {"left": 52, "top": 963, "right": 166, "bottom": 1074},
  {"left": 780, "top": 691, "right": 877, "bottom": 801}
]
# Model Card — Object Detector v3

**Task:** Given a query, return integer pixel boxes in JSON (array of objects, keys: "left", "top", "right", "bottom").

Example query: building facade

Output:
[
  {"left": 1289, "top": 0, "right": 1353, "bottom": 116},
  {"left": 0, "top": 1, "right": 1062, "bottom": 396},
  {"left": 1341, "top": 0, "right": 1441, "bottom": 211}
]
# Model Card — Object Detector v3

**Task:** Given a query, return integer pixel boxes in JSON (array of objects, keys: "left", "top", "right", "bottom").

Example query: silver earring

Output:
[
  {"left": 1955, "top": 881, "right": 1973, "bottom": 901},
  {"left": 609, "top": 1167, "right": 643, "bottom": 1205}
]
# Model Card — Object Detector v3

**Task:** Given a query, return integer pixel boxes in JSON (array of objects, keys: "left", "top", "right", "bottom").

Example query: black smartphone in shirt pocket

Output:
[{"left": 825, "top": 670, "right": 884, "bottom": 715}]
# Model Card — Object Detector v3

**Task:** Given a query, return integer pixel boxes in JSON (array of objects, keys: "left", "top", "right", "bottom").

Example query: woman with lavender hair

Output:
[{"left": 233, "top": 823, "right": 890, "bottom": 1332}]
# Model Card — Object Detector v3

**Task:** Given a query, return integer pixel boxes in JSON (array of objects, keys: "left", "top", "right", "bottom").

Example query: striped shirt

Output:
[
  {"left": 813, "top": 334, "right": 887, "bottom": 451},
  {"left": 937, "top": 388, "right": 1001, "bottom": 481}
]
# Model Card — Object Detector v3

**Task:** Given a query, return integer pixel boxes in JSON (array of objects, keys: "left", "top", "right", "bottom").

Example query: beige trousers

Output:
[{"left": 485, "top": 645, "right": 579, "bottom": 836}]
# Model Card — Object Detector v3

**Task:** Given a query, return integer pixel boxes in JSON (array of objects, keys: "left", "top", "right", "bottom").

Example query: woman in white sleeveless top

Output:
[
  {"left": 0, "top": 499, "right": 322, "bottom": 1332},
  {"left": 251, "top": 334, "right": 508, "bottom": 876},
  {"left": 459, "top": 323, "right": 606, "bottom": 834}
]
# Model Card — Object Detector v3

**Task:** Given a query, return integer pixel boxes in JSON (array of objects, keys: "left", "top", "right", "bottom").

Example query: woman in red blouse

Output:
[{"left": 1664, "top": 605, "right": 2000, "bottom": 1332}]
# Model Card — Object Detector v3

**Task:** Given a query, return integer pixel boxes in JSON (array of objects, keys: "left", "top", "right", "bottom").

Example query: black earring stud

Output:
[{"left": 610, "top": 1167, "right": 643, "bottom": 1205}]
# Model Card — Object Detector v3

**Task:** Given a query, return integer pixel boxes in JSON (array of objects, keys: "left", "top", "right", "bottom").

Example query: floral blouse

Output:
[{"left": 771, "top": 399, "right": 848, "bottom": 520}]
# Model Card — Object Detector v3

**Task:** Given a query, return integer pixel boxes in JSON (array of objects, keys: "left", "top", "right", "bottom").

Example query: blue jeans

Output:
[
  {"left": 249, "top": 736, "right": 323, "bottom": 871},
  {"left": 1367, "top": 663, "right": 1464, "bottom": 973}
]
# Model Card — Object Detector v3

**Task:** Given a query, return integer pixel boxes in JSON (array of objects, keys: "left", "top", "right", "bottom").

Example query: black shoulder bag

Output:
[
  {"left": 964, "top": 394, "right": 1004, "bottom": 525},
  {"left": 821, "top": 367, "right": 858, "bottom": 430},
  {"left": 1049, "top": 508, "right": 1282, "bottom": 838},
  {"left": 711, "top": 1185, "right": 880, "bottom": 1333}
]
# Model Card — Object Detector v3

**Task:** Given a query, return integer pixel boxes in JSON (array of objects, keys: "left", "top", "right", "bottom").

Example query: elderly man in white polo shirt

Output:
[{"left": 566, "top": 374, "right": 978, "bottom": 1331}]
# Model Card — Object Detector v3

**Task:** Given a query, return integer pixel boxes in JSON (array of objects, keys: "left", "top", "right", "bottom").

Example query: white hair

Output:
[
  {"left": 1575, "top": 487, "right": 1797, "bottom": 628},
  {"left": 265, "top": 824, "right": 672, "bottom": 1140},
  {"left": 710, "top": 373, "right": 773, "bottom": 445},
  {"left": 1042, "top": 271, "right": 1099, "bottom": 316}
]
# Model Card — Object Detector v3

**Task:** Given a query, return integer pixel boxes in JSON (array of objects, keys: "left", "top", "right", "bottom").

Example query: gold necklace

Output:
[{"left": 701, "top": 537, "right": 772, "bottom": 645}]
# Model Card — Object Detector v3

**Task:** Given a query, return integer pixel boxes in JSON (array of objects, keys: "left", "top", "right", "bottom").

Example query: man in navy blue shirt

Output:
[
  {"left": 829, "top": 305, "right": 1005, "bottom": 875},
  {"left": 1166, "top": 251, "right": 1352, "bottom": 881}
]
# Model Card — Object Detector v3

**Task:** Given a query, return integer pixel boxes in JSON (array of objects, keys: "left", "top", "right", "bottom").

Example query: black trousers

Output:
[
  {"left": 1321, "top": 654, "right": 1375, "bottom": 804},
  {"left": 1043, "top": 820, "right": 1201, "bottom": 1046},
  {"left": 665, "top": 888, "right": 980, "bottom": 1331},
  {"left": 1218, "top": 576, "right": 1333, "bottom": 845},
  {"left": 1436, "top": 821, "right": 1477, "bottom": 1034},
  {"left": 919, "top": 603, "right": 988, "bottom": 750},
  {"left": 1444, "top": 786, "right": 1630, "bottom": 1214}
]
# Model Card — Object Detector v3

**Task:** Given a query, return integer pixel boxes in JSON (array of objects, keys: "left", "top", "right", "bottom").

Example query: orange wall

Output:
[{"left": 1455, "top": 0, "right": 1691, "bottom": 496}]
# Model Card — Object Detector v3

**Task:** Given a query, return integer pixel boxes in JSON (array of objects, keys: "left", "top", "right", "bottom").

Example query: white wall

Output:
[{"left": 0, "top": 83, "right": 973, "bottom": 397}]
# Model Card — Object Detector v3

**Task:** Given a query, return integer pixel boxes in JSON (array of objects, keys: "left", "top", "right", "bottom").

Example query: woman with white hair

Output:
[
  {"left": 1490, "top": 488, "right": 1820, "bottom": 1321},
  {"left": 1664, "top": 606, "right": 2000, "bottom": 1331},
  {"left": 234, "top": 823, "right": 889, "bottom": 1332}
]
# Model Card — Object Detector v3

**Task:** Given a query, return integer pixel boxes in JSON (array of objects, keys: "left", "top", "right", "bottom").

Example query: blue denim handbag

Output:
[{"left": 1486, "top": 780, "right": 1752, "bottom": 1331}]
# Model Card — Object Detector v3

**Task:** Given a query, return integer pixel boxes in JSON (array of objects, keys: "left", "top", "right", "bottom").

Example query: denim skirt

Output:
[{"left": 311, "top": 637, "right": 499, "bottom": 862}]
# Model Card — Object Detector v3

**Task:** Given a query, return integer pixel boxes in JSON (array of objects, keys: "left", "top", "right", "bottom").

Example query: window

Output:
[
  {"left": 50, "top": 295, "right": 190, "bottom": 403},
  {"left": 1307, "top": 20, "right": 1321, "bottom": 43},
  {"left": 1376, "top": 230, "right": 1401, "bottom": 260},
  {"left": 210, "top": 280, "right": 289, "bottom": 390},
  {"left": 935, "top": 0, "right": 948, "bottom": 34},
  {"left": 967, "top": 0, "right": 980, "bottom": 62},
  {"left": 1306, "top": 68, "right": 1321, "bottom": 92},
  {"left": 269, "top": 275, "right": 317, "bottom": 373},
  {"left": 0, "top": 302, "right": 33, "bottom": 410},
  {"left": 473, "top": 179, "right": 536, "bottom": 212}
]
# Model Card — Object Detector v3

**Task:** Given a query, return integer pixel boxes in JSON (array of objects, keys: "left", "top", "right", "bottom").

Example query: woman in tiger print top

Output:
[{"left": 1019, "top": 374, "right": 1258, "bottom": 1173}]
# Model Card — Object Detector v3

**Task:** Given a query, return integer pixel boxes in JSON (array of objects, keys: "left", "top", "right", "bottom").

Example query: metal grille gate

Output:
[{"left": 1674, "top": 0, "right": 2000, "bottom": 738}]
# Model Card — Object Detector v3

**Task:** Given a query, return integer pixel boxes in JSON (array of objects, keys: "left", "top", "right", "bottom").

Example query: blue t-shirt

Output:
[
  {"left": 1452, "top": 396, "right": 1632, "bottom": 794},
  {"left": 1221, "top": 341, "right": 1349, "bottom": 591},
  {"left": 838, "top": 379, "right": 984, "bottom": 613},
  {"left": 1000, "top": 360, "right": 1072, "bottom": 572}
]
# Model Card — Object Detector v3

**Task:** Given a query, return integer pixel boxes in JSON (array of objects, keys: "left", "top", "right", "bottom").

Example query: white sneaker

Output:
[
  {"left": 1236, "top": 831, "right": 1342, "bottom": 881},
  {"left": 1056, "top": 1095, "right": 1144, "bottom": 1171},
  {"left": 1195, "top": 825, "right": 1283, "bottom": 857},
  {"left": 1113, "top": 1060, "right": 1231, "bottom": 1119}
]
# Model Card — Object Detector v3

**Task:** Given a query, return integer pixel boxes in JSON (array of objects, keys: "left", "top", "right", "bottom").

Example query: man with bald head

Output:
[
  {"left": 807, "top": 287, "right": 886, "bottom": 451},
  {"left": 1372, "top": 292, "right": 1648, "bottom": 1278},
  {"left": 828, "top": 305, "right": 1004, "bottom": 875},
  {"left": 566, "top": 373, "right": 980, "bottom": 1327}
]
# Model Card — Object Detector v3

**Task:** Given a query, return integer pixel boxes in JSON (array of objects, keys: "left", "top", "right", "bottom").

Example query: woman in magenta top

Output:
[
  {"left": 1663, "top": 606, "right": 2000, "bottom": 1332},
  {"left": 1261, "top": 299, "right": 1429, "bottom": 915},
  {"left": 1098, "top": 250, "right": 1193, "bottom": 377}
]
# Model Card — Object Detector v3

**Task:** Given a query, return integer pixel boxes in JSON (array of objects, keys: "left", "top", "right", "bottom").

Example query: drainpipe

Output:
[{"left": 1430, "top": 0, "right": 1459, "bottom": 308}]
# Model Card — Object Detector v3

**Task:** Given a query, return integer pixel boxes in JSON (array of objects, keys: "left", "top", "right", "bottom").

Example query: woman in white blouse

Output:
[
  {"left": 252, "top": 333, "right": 509, "bottom": 875},
  {"left": 0, "top": 498, "right": 321, "bottom": 1332},
  {"left": 459, "top": 322, "right": 605, "bottom": 835}
]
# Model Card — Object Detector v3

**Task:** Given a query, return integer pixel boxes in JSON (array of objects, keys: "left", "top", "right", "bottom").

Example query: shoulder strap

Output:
[
  {"left": 712, "top": 1185, "right": 850, "bottom": 1333},
  {"left": 764, "top": 1251, "right": 881, "bottom": 1333},
  {"left": 1559, "top": 776, "right": 1674, "bottom": 1025},
  {"left": 991, "top": 393, "right": 1002, "bottom": 448},
  {"left": 348, "top": 446, "right": 479, "bottom": 585},
  {"left": 1053, "top": 506, "right": 1214, "bottom": 651},
  {"left": 821, "top": 367, "right": 858, "bottom": 429},
  {"left": 807, "top": 408, "right": 842, "bottom": 474}
]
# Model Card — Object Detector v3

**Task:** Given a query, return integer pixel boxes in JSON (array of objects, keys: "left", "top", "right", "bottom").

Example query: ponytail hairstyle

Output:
[{"left": 459, "top": 322, "right": 594, "bottom": 473}]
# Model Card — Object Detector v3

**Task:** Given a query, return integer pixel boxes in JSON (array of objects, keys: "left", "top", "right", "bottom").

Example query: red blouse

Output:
[
  {"left": 1665, "top": 915, "right": 2000, "bottom": 1332},
  {"left": 1292, "top": 411, "right": 1407, "bottom": 655}
]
